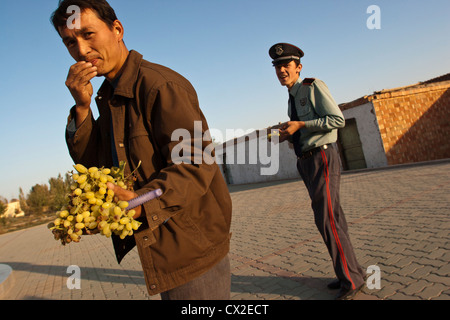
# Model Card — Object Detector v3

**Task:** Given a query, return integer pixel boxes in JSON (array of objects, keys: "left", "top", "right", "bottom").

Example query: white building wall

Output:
[
  {"left": 215, "top": 131, "right": 299, "bottom": 185},
  {"left": 214, "top": 102, "right": 389, "bottom": 185},
  {"left": 342, "top": 102, "right": 388, "bottom": 169}
]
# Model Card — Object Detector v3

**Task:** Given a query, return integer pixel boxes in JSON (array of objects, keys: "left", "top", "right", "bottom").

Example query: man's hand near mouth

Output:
[{"left": 65, "top": 61, "right": 97, "bottom": 127}]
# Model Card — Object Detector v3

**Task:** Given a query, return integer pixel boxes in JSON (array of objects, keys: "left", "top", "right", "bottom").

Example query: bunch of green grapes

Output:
[{"left": 48, "top": 162, "right": 142, "bottom": 245}]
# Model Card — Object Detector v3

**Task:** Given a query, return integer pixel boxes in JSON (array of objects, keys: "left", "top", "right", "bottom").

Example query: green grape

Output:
[
  {"left": 102, "top": 202, "right": 112, "bottom": 209},
  {"left": 77, "top": 174, "right": 87, "bottom": 184},
  {"left": 75, "top": 222, "right": 85, "bottom": 230},
  {"left": 88, "top": 221, "right": 98, "bottom": 229},
  {"left": 101, "top": 223, "right": 111, "bottom": 235},
  {"left": 59, "top": 210, "right": 69, "bottom": 218},
  {"left": 110, "top": 222, "right": 119, "bottom": 231},
  {"left": 113, "top": 206, "right": 122, "bottom": 217},
  {"left": 73, "top": 164, "right": 88, "bottom": 174},
  {"left": 88, "top": 166, "right": 98, "bottom": 174},
  {"left": 131, "top": 220, "right": 140, "bottom": 231},
  {"left": 119, "top": 229, "right": 128, "bottom": 240},
  {"left": 118, "top": 201, "right": 128, "bottom": 209},
  {"left": 119, "top": 217, "right": 130, "bottom": 225},
  {"left": 127, "top": 210, "right": 136, "bottom": 218}
]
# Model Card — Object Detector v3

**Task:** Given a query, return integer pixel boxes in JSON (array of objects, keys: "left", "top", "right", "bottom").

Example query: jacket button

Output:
[
  {"left": 143, "top": 236, "right": 149, "bottom": 241},
  {"left": 152, "top": 215, "right": 158, "bottom": 221},
  {"left": 150, "top": 285, "right": 156, "bottom": 290}
]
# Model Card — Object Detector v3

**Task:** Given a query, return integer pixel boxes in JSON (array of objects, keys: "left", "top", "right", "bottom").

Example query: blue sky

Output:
[{"left": 0, "top": 0, "right": 449, "bottom": 200}]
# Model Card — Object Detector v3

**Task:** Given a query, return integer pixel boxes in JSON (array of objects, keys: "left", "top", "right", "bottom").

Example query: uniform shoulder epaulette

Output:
[{"left": 303, "top": 78, "right": 316, "bottom": 85}]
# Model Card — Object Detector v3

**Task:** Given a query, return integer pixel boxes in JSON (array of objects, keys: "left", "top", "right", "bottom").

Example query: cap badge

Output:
[{"left": 275, "top": 45, "right": 284, "bottom": 56}]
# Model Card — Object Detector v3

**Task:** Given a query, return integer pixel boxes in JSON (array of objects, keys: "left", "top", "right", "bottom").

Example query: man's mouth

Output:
[{"left": 86, "top": 57, "right": 100, "bottom": 66}]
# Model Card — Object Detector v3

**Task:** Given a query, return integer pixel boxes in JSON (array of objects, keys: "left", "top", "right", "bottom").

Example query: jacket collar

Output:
[
  {"left": 288, "top": 77, "right": 303, "bottom": 97},
  {"left": 98, "top": 50, "right": 143, "bottom": 99}
]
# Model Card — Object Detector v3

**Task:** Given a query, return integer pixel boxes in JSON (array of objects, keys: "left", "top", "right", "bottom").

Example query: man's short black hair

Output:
[{"left": 50, "top": 0, "right": 118, "bottom": 33}]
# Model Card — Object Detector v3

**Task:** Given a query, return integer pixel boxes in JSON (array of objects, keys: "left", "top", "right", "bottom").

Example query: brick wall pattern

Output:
[{"left": 371, "top": 82, "right": 450, "bottom": 165}]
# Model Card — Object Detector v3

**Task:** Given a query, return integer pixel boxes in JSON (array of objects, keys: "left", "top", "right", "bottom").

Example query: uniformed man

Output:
[{"left": 269, "top": 43, "right": 366, "bottom": 300}]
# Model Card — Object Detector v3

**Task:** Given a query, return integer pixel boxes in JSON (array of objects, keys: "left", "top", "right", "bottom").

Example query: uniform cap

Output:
[{"left": 269, "top": 43, "right": 304, "bottom": 66}]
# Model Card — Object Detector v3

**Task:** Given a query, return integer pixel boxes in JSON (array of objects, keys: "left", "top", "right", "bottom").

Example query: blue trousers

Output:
[{"left": 297, "top": 145, "right": 365, "bottom": 290}]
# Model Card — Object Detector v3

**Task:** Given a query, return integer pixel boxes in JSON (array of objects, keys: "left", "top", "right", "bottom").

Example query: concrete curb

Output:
[{"left": 0, "top": 264, "right": 14, "bottom": 299}]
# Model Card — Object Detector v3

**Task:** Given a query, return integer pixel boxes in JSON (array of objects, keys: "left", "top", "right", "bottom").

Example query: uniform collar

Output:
[{"left": 288, "top": 77, "right": 303, "bottom": 97}]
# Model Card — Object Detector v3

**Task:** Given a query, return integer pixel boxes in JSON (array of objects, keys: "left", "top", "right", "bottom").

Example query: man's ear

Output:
[
  {"left": 297, "top": 63, "right": 303, "bottom": 75},
  {"left": 112, "top": 20, "right": 124, "bottom": 41}
]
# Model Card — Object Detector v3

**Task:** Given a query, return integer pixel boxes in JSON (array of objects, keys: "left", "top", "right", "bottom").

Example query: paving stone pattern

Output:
[{"left": 0, "top": 161, "right": 449, "bottom": 300}]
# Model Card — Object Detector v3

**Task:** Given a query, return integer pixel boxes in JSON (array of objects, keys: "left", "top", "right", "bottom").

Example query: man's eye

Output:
[
  {"left": 85, "top": 32, "right": 94, "bottom": 38},
  {"left": 65, "top": 40, "right": 76, "bottom": 47}
]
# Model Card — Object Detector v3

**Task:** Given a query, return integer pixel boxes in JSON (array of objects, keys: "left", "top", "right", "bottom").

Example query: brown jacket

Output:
[{"left": 66, "top": 50, "right": 232, "bottom": 295}]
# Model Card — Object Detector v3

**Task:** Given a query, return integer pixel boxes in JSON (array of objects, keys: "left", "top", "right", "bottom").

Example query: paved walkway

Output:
[{"left": 0, "top": 160, "right": 449, "bottom": 300}]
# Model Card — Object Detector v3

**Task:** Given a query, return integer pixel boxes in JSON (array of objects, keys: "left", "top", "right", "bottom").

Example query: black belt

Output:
[{"left": 298, "top": 144, "right": 331, "bottom": 160}]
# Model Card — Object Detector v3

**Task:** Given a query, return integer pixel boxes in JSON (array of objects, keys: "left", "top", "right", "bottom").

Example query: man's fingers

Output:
[
  {"left": 69, "top": 66, "right": 97, "bottom": 86},
  {"left": 66, "top": 62, "right": 97, "bottom": 85},
  {"left": 65, "top": 62, "right": 97, "bottom": 108},
  {"left": 106, "top": 182, "right": 116, "bottom": 192},
  {"left": 107, "top": 182, "right": 136, "bottom": 201}
]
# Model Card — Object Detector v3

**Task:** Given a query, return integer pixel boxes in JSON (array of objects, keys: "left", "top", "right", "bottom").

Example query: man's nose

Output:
[
  {"left": 276, "top": 66, "right": 286, "bottom": 73},
  {"left": 76, "top": 39, "right": 91, "bottom": 60}
]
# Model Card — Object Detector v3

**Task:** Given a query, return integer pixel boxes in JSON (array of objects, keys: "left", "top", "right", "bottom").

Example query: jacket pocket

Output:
[
  {"left": 295, "top": 98, "right": 314, "bottom": 119},
  {"left": 147, "top": 208, "right": 215, "bottom": 274}
]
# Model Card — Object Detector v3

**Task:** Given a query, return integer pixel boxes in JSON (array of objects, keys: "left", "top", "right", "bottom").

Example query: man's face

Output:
[
  {"left": 58, "top": 9, "right": 124, "bottom": 80},
  {"left": 275, "top": 60, "right": 302, "bottom": 89}
]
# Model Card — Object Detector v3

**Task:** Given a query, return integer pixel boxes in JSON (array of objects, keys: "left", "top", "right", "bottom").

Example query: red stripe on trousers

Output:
[{"left": 320, "top": 150, "right": 356, "bottom": 290}]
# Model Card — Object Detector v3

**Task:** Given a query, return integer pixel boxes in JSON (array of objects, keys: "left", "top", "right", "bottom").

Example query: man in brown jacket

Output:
[{"left": 51, "top": 0, "right": 232, "bottom": 300}]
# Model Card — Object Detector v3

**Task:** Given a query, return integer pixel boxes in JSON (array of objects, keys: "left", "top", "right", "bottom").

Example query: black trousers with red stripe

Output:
[{"left": 297, "top": 145, "right": 365, "bottom": 290}]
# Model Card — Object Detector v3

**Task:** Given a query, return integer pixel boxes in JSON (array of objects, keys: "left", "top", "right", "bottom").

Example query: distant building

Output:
[
  {"left": 338, "top": 73, "right": 450, "bottom": 170},
  {"left": 1, "top": 201, "right": 25, "bottom": 219},
  {"left": 216, "top": 73, "right": 450, "bottom": 185}
]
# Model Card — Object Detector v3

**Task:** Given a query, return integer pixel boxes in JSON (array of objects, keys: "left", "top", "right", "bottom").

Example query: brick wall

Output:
[{"left": 371, "top": 82, "right": 450, "bottom": 165}]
